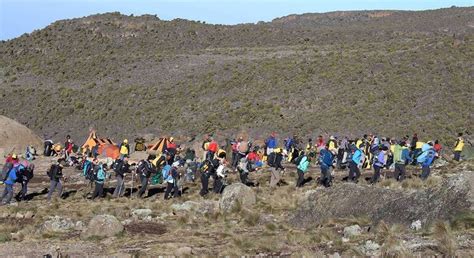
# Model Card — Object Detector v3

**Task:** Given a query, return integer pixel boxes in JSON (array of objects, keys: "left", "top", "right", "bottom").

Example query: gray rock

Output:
[
  {"left": 290, "top": 173, "right": 473, "bottom": 227},
  {"left": 343, "top": 225, "right": 362, "bottom": 238},
  {"left": 24, "top": 211, "right": 34, "bottom": 219},
  {"left": 172, "top": 200, "right": 219, "bottom": 215},
  {"left": 410, "top": 220, "right": 422, "bottom": 231},
  {"left": 42, "top": 216, "right": 76, "bottom": 233},
  {"left": 363, "top": 240, "right": 380, "bottom": 255},
  {"left": 15, "top": 212, "right": 24, "bottom": 219},
  {"left": 433, "top": 159, "right": 448, "bottom": 168},
  {"left": 0, "top": 212, "right": 9, "bottom": 218},
  {"left": 75, "top": 221, "right": 85, "bottom": 231},
  {"left": 219, "top": 183, "right": 256, "bottom": 213},
  {"left": 81, "top": 215, "right": 124, "bottom": 239},
  {"left": 175, "top": 246, "right": 192, "bottom": 256},
  {"left": 131, "top": 209, "right": 153, "bottom": 219},
  {"left": 172, "top": 201, "right": 200, "bottom": 212}
]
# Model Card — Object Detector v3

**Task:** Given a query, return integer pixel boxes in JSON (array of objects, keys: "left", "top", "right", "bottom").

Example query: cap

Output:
[
  {"left": 123, "top": 139, "right": 128, "bottom": 144},
  {"left": 172, "top": 161, "right": 180, "bottom": 167},
  {"left": 11, "top": 154, "right": 18, "bottom": 159}
]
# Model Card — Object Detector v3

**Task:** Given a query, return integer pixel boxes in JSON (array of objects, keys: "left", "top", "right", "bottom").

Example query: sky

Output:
[{"left": 1, "top": 0, "right": 472, "bottom": 40}]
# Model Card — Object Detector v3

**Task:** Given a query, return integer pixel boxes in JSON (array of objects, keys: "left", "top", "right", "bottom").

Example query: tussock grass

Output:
[
  {"left": 433, "top": 221, "right": 456, "bottom": 256},
  {"left": 376, "top": 221, "right": 408, "bottom": 257}
]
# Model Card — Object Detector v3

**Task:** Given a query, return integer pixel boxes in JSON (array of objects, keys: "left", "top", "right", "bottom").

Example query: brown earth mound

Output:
[{"left": 0, "top": 115, "right": 43, "bottom": 157}]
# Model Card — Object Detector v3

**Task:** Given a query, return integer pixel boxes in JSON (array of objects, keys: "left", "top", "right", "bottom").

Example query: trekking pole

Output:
[{"left": 130, "top": 172, "right": 134, "bottom": 198}]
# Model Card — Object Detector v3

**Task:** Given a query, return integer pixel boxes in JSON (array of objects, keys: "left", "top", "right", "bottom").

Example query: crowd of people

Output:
[{"left": 0, "top": 131, "right": 469, "bottom": 205}]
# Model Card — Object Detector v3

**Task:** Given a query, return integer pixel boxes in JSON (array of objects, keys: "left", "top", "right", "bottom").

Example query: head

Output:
[
  {"left": 169, "top": 137, "right": 174, "bottom": 143},
  {"left": 123, "top": 139, "right": 128, "bottom": 144},
  {"left": 11, "top": 153, "right": 18, "bottom": 160},
  {"left": 271, "top": 132, "right": 276, "bottom": 137},
  {"left": 458, "top": 132, "right": 463, "bottom": 137},
  {"left": 123, "top": 157, "right": 129, "bottom": 163},
  {"left": 66, "top": 135, "right": 71, "bottom": 139},
  {"left": 435, "top": 140, "right": 439, "bottom": 144},
  {"left": 92, "top": 158, "right": 98, "bottom": 165}
]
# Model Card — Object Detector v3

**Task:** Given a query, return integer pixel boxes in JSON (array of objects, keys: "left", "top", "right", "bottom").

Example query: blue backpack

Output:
[{"left": 320, "top": 150, "right": 334, "bottom": 167}]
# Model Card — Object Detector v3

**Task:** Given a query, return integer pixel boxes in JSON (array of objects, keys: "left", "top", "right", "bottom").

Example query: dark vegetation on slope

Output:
[{"left": 0, "top": 7, "right": 472, "bottom": 143}]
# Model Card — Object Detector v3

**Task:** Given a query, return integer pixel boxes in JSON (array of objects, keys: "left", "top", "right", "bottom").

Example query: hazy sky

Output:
[{"left": 1, "top": 0, "right": 472, "bottom": 40}]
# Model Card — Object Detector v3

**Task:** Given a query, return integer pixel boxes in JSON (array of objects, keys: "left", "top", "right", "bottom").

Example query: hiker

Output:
[
  {"left": 237, "top": 137, "right": 249, "bottom": 164},
  {"left": 44, "top": 139, "right": 54, "bottom": 156},
  {"left": 265, "top": 132, "right": 278, "bottom": 155},
  {"left": 328, "top": 136, "right": 338, "bottom": 153},
  {"left": 393, "top": 141, "right": 412, "bottom": 181},
  {"left": 167, "top": 138, "right": 179, "bottom": 163},
  {"left": 92, "top": 144, "right": 99, "bottom": 159},
  {"left": 119, "top": 139, "right": 130, "bottom": 160},
  {"left": 47, "top": 162, "right": 64, "bottom": 202},
  {"left": 137, "top": 157, "right": 156, "bottom": 198},
  {"left": 231, "top": 138, "right": 241, "bottom": 169},
  {"left": 319, "top": 146, "right": 335, "bottom": 187},
  {"left": 336, "top": 137, "right": 349, "bottom": 169},
  {"left": 199, "top": 159, "right": 212, "bottom": 196},
  {"left": 17, "top": 162, "right": 34, "bottom": 201},
  {"left": 214, "top": 153, "right": 228, "bottom": 193},
  {"left": 315, "top": 135, "right": 325, "bottom": 152},
  {"left": 162, "top": 164, "right": 175, "bottom": 199},
  {"left": 349, "top": 144, "right": 364, "bottom": 183},
  {"left": 91, "top": 163, "right": 107, "bottom": 200},
  {"left": 268, "top": 148, "right": 285, "bottom": 187},
  {"left": 206, "top": 137, "right": 218, "bottom": 161},
  {"left": 418, "top": 142, "right": 436, "bottom": 180},
  {"left": 296, "top": 152, "right": 312, "bottom": 188},
  {"left": 237, "top": 157, "right": 251, "bottom": 185},
  {"left": 25, "top": 146, "right": 34, "bottom": 161},
  {"left": 1, "top": 162, "right": 19, "bottom": 205},
  {"left": 112, "top": 157, "right": 130, "bottom": 198},
  {"left": 64, "top": 135, "right": 73, "bottom": 160},
  {"left": 201, "top": 135, "right": 211, "bottom": 161},
  {"left": 433, "top": 140, "right": 442, "bottom": 158},
  {"left": 453, "top": 133, "right": 465, "bottom": 161},
  {"left": 370, "top": 146, "right": 388, "bottom": 184}
]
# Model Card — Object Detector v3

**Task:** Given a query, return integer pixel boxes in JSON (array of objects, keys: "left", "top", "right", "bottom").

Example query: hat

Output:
[
  {"left": 11, "top": 154, "right": 18, "bottom": 159},
  {"left": 275, "top": 148, "right": 282, "bottom": 153},
  {"left": 123, "top": 139, "right": 128, "bottom": 144},
  {"left": 172, "top": 161, "right": 180, "bottom": 168},
  {"left": 169, "top": 137, "right": 174, "bottom": 142}
]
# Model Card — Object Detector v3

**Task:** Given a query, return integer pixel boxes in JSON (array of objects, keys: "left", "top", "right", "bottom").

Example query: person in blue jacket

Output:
[
  {"left": 163, "top": 162, "right": 179, "bottom": 200},
  {"left": 370, "top": 146, "right": 388, "bottom": 184},
  {"left": 419, "top": 143, "right": 436, "bottom": 180},
  {"left": 348, "top": 144, "right": 364, "bottom": 183},
  {"left": 92, "top": 163, "right": 107, "bottom": 200},
  {"left": 319, "top": 146, "right": 335, "bottom": 187},
  {"left": 265, "top": 132, "right": 278, "bottom": 155},
  {"left": 1, "top": 165, "right": 18, "bottom": 205},
  {"left": 296, "top": 152, "right": 314, "bottom": 188}
]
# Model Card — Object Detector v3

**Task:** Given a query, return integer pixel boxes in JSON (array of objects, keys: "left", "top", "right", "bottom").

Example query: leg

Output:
[
  {"left": 349, "top": 162, "right": 355, "bottom": 181},
  {"left": 454, "top": 151, "right": 461, "bottom": 161},
  {"left": 421, "top": 166, "right": 430, "bottom": 180},
  {"left": 399, "top": 164, "right": 406, "bottom": 181},
  {"left": 270, "top": 168, "right": 277, "bottom": 187},
  {"left": 92, "top": 182, "right": 100, "bottom": 199},
  {"left": 371, "top": 166, "right": 381, "bottom": 184},
  {"left": 138, "top": 176, "right": 148, "bottom": 198},
  {"left": 394, "top": 164, "right": 401, "bottom": 181},
  {"left": 200, "top": 173, "right": 209, "bottom": 196},
  {"left": 164, "top": 182, "right": 173, "bottom": 199},
  {"left": 47, "top": 180, "right": 57, "bottom": 201},
  {"left": 3, "top": 185, "right": 13, "bottom": 204},
  {"left": 296, "top": 169, "right": 304, "bottom": 187},
  {"left": 97, "top": 183, "right": 104, "bottom": 198},
  {"left": 113, "top": 175, "right": 123, "bottom": 197},
  {"left": 21, "top": 181, "right": 28, "bottom": 200},
  {"left": 173, "top": 181, "right": 179, "bottom": 197}
]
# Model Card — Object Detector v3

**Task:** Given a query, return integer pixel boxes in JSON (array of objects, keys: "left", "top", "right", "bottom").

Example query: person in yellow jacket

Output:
[
  {"left": 453, "top": 133, "right": 465, "bottom": 161},
  {"left": 119, "top": 139, "right": 130, "bottom": 160}
]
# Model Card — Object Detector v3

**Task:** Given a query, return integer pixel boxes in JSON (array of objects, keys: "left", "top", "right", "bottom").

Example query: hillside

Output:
[{"left": 0, "top": 7, "right": 473, "bottom": 143}]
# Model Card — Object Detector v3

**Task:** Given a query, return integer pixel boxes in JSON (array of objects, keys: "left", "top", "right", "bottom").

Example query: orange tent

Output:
[
  {"left": 147, "top": 137, "right": 170, "bottom": 154},
  {"left": 82, "top": 131, "right": 116, "bottom": 150},
  {"left": 98, "top": 144, "right": 120, "bottom": 159}
]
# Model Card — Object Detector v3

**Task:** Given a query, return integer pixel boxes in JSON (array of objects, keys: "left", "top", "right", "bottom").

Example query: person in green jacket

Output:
[{"left": 296, "top": 152, "right": 314, "bottom": 188}]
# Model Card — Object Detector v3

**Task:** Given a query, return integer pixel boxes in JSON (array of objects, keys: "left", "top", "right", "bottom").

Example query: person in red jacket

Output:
[
  {"left": 433, "top": 140, "right": 442, "bottom": 158},
  {"left": 206, "top": 137, "right": 218, "bottom": 161}
]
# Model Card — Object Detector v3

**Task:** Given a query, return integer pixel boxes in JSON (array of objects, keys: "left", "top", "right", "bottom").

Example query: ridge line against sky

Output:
[{"left": 1, "top": 0, "right": 473, "bottom": 40}]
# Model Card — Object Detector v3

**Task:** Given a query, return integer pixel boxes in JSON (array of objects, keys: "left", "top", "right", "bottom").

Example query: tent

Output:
[
  {"left": 147, "top": 137, "right": 170, "bottom": 154},
  {"left": 81, "top": 131, "right": 116, "bottom": 150},
  {"left": 98, "top": 144, "right": 120, "bottom": 159}
]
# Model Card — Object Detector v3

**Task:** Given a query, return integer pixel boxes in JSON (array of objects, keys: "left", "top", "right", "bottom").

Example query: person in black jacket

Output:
[
  {"left": 268, "top": 148, "right": 285, "bottom": 187},
  {"left": 112, "top": 157, "right": 130, "bottom": 198},
  {"left": 47, "top": 163, "right": 64, "bottom": 202},
  {"left": 137, "top": 157, "right": 156, "bottom": 198}
]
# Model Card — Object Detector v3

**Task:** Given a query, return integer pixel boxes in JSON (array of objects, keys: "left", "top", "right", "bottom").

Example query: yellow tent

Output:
[
  {"left": 147, "top": 137, "right": 170, "bottom": 154},
  {"left": 82, "top": 131, "right": 115, "bottom": 150}
]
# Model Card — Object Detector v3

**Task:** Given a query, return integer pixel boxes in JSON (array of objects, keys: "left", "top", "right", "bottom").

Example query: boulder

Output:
[
  {"left": 175, "top": 246, "right": 193, "bottom": 256},
  {"left": 81, "top": 215, "right": 124, "bottom": 239},
  {"left": 42, "top": 216, "right": 76, "bottom": 233},
  {"left": 290, "top": 173, "right": 473, "bottom": 227},
  {"left": 131, "top": 209, "right": 153, "bottom": 219},
  {"left": 220, "top": 183, "right": 256, "bottom": 212},
  {"left": 343, "top": 225, "right": 362, "bottom": 237},
  {"left": 24, "top": 211, "right": 35, "bottom": 219},
  {"left": 363, "top": 240, "right": 380, "bottom": 255},
  {"left": 410, "top": 220, "right": 422, "bottom": 231}
]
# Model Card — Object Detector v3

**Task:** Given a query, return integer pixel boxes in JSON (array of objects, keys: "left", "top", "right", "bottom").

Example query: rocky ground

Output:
[{"left": 0, "top": 155, "right": 472, "bottom": 256}]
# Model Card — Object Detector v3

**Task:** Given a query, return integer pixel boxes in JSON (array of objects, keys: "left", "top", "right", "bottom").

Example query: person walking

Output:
[
  {"left": 47, "top": 163, "right": 64, "bottom": 202},
  {"left": 393, "top": 141, "right": 412, "bottom": 181},
  {"left": 349, "top": 144, "right": 364, "bottom": 183},
  {"left": 119, "top": 139, "right": 130, "bottom": 160},
  {"left": 453, "top": 133, "right": 465, "bottom": 161},
  {"left": 112, "top": 157, "right": 130, "bottom": 198},
  {"left": 91, "top": 163, "right": 107, "bottom": 200},
  {"left": 296, "top": 153, "right": 312, "bottom": 188},
  {"left": 267, "top": 148, "right": 285, "bottom": 187},
  {"left": 1, "top": 163, "right": 18, "bottom": 205},
  {"left": 137, "top": 158, "right": 155, "bottom": 198},
  {"left": 370, "top": 147, "right": 388, "bottom": 184},
  {"left": 319, "top": 146, "right": 335, "bottom": 187}
]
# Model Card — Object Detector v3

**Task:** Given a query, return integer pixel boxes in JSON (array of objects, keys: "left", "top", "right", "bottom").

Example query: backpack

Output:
[
  {"left": 112, "top": 159, "right": 124, "bottom": 173},
  {"left": 83, "top": 160, "right": 93, "bottom": 179},
  {"left": 25, "top": 164, "right": 35, "bottom": 180},
  {"left": 47, "top": 164, "right": 62, "bottom": 180},
  {"left": 417, "top": 149, "right": 435, "bottom": 165},
  {"left": 267, "top": 153, "right": 276, "bottom": 167},
  {"left": 320, "top": 150, "right": 333, "bottom": 167},
  {"left": 14, "top": 165, "right": 26, "bottom": 183},
  {"left": 293, "top": 154, "right": 305, "bottom": 165}
]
